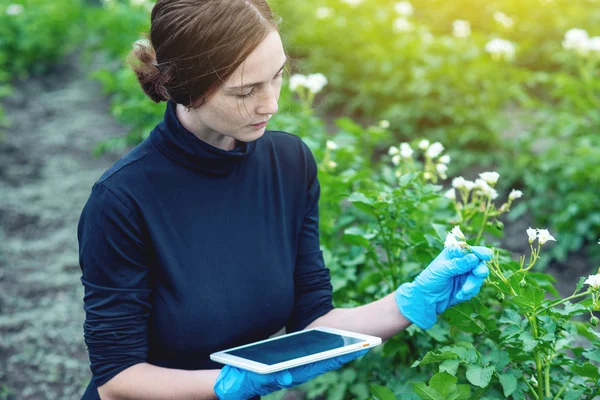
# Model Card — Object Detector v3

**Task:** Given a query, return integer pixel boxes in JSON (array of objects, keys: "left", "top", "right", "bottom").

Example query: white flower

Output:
[
  {"left": 464, "top": 180, "right": 475, "bottom": 191},
  {"left": 537, "top": 229, "right": 556, "bottom": 245},
  {"left": 418, "top": 139, "right": 430, "bottom": 150},
  {"left": 485, "top": 38, "right": 516, "bottom": 61},
  {"left": 425, "top": 142, "right": 444, "bottom": 158},
  {"left": 526, "top": 227, "right": 537, "bottom": 243},
  {"left": 289, "top": 74, "right": 309, "bottom": 92},
  {"left": 439, "top": 154, "right": 451, "bottom": 164},
  {"left": 400, "top": 142, "right": 413, "bottom": 158},
  {"left": 392, "top": 154, "right": 402, "bottom": 166},
  {"left": 436, "top": 163, "right": 448, "bottom": 175},
  {"left": 475, "top": 179, "right": 498, "bottom": 199},
  {"left": 393, "top": 17, "right": 414, "bottom": 33},
  {"left": 6, "top": 4, "right": 24, "bottom": 15},
  {"left": 452, "top": 20, "right": 471, "bottom": 38},
  {"left": 562, "top": 28, "right": 589, "bottom": 54},
  {"left": 444, "top": 188, "right": 456, "bottom": 200},
  {"left": 585, "top": 274, "right": 600, "bottom": 289},
  {"left": 452, "top": 177, "right": 466, "bottom": 189},
  {"left": 306, "top": 73, "right": 328, "bottom": 94},
  {"left": 388, "top": 146, "right": 400, "bottom": 156},
  {"left": 327, "top": 161, "right": 337, "bottom": 169},
  {"left": 394, "top": 1, "right": 414, "bottom": 16},
  {"left": 341, "top": 0, "right": 363, "bottom": 6},
  {"left": 479, "top": 171, "right": 500, "bottom": 186},
  {"left": 587, "top": 36, "right": 600, "bottom": 53},
  {"left": 493, "top": 11, "right": 514, "bottom": 29},
  {"left": 379, "top": 120, "right": 390, "bottom": 129},
  {"left": 451, "top": 226, "right": 466, "bottom": 240},
  {"left": 444, "top": 231, "right": 466, "bottom": 248},
  {"left": 508, "top": 189, "right": 523, "bottom": 201},
  {"left": 316, "top": 7, "right": 333, "bottom": 19},
  {"left": 326, "top": 140, "right": 338, "bottom": 151}
]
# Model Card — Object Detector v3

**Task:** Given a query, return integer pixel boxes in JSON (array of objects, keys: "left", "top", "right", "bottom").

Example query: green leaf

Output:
[
  {"left": 348, "top": 192, "right": 374, "bottom": 214},
  {"left": 465, "top": 364, "right": 495, "bottom": 388},
  {"left": 498, "top": 373, "right": 518, "bottom": 397},
  {"left": 446, "top": 385, "right": 471, "bottom": 400},
  {"left": 570, "top": 362, "right": 600, "bottom": 381},
  {"left": 574, "top": 276, "right": 586, "bottom": 294},
  {"left": 431, "top": 223, "right": 449, "bottom": 241},
  {"left": 439, "top": 359, "right": 460, "bottom": 375},
  {"left": 429, "top": 372, "right": 457, "bottom": 397},
  {"left": 341, "top": 368, "right": 357, "bottom": 383},
  {"left": 519, "top": 331, "right": 538, "bottom": 352},
  {"left": 412, "top": 382, "right": 443, "bottom": 400},
  {"left": 370, "top": 384, "right": 397, "bottom": 400},
  {"left": 350, "top": 382, "right": 370, "bottom": 398},
  {"left": 413, "top": 351, "right": 458, "bottom": 367},
  {"left": 583, "top": 348, "right": 600, "bottom": 363},
  {"left": 550, "top": 301, "right": 588, "bottom": 317},
  {"left": 512, "top": 295, "right": 535, "bottom": 311}
]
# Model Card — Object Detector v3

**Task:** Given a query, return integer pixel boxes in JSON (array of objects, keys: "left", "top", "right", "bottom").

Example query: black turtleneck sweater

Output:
[{"left": 78, "top": 101, "right": 333, "bottom": 399}]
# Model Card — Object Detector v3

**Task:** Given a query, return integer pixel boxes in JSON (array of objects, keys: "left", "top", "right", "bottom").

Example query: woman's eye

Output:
[{"left": 236, "top": 91, "right": 253, "bottom": 98}]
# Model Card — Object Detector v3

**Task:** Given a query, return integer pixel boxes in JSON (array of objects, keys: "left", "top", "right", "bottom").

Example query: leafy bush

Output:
[
  {"left": 0, "top": 0, "right": 84, "bottom": 78},
  {"left": 0, "top": 0, "right": 85, "bottom": 127}
]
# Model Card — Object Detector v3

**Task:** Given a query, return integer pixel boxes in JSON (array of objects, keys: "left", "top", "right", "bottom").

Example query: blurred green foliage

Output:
[{"left": 0, "top": 0, "right": 85, "bottom": 127}]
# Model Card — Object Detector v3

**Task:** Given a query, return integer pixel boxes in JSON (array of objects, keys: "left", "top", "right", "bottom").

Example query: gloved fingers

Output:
[
  {"left": 443, "top": 246, "right": 468, "bottom": 260},
  {"left": 470, "top": 246, "right": 493, "bottom": 261},
  {"left": 472, "top": 262, "right": 490, "bottom": 278},
  {"left": 275, "top": 370, "right": 293, "bottom": 387},
  {"left": 449, "top": 253, "right": 480, "bottom": 275},
  {"left": 455, "top": 273, "right": 485, "bottom": 302}
]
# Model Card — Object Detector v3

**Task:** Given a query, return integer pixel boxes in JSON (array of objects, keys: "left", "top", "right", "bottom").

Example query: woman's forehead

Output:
[{"left": 227, "top": 31, "right": 286, "bottom": 87}]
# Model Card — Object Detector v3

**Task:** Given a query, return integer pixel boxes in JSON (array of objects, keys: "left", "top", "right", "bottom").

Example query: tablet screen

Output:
[{"left": 226, "top": 330, "right": 364, "bottom": 365}]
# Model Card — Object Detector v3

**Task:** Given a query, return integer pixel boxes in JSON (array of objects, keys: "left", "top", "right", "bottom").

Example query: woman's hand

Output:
[
  {"left": 394, "top": 246, "right": 492, "bottom": 330},
  {"left": 214, "top": 349, "right": 368, "bottom": 399}
]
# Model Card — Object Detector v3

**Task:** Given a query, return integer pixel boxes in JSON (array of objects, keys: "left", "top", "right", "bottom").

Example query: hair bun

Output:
[{"left": 127, "top": 37, "right": 169, "bottom": 103}]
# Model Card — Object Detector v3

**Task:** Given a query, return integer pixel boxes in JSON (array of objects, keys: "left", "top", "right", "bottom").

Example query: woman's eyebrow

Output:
[{"left": 226, "top": 59, "right": 287, "bottom": 91}]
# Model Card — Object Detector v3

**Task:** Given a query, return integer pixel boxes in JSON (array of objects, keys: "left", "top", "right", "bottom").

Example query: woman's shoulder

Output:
[{"left": 263, "top": 130, "right": 313, "bottom": 158}]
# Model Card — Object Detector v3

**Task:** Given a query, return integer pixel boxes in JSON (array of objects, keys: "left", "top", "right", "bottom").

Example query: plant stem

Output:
[
  {"left": 545, "top": 359, "right": 550, "bottom": 398},
  {"left": 537, "top": 290, "right": 592, "bottom": 314},
  {"left": 474, "top": 198, "right": 491, "bottom": 245},
  {"left": 376, "top": 215, "right": 397, "bottom": 288},
  {"left": 528, "top": 315, "right": 544, "bottom": 400},
  {"left": 523, "top": 377, "right": 539, "bottom": 400},
  {"left": 552, "top": 376, "right": 571, "bottom": 400}
]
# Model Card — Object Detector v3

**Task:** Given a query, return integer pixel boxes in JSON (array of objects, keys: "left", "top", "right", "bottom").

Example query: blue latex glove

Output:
[
  {"left": 395, "top": 246, "right": 492, "bottom": 330},
  {"left": 214, "top": 349, "right": 369, "bottom": 399}
]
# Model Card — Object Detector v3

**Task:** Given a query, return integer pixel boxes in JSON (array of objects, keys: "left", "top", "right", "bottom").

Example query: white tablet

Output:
[{"left": 210, "top": 326, "right": 382, "bottom": 374}]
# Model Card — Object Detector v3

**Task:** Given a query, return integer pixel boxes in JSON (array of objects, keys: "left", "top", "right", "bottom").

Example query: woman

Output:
[{"left": 78, "top": 1, "right": 491, "bottom": 399}]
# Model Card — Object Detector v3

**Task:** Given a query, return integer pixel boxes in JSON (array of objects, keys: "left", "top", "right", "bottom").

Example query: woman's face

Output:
[{"left": 184, "top": 30, "right": 287, "bottom": 146}]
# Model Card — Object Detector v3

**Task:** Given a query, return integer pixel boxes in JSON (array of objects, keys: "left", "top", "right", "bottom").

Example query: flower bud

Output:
[
  {"left": 495, "top": 221, "right": 504, "bottom": 230},
  {"left": 591, "top": 316, "right": 599, "bottom": 326},
  {"left": 519, "top": 279, "right": 527, "bottom": 288},
  {"left": 496, "top": 293, "right": 505, "bottom": 303}
]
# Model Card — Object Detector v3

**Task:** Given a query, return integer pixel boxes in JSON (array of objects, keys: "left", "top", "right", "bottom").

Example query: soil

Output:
[{"left": 0, "top": 57, "right": 124, "bottom": 399}]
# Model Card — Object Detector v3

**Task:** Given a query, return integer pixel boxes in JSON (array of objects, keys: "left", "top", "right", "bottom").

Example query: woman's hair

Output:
[{"left": 128, "top": 0, "right": 279, "bottom": 108}]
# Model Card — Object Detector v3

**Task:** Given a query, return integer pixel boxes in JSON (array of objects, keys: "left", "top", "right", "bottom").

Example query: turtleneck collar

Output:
[{"left": 150, "top": 100, "right": 257, "bottom": 176}]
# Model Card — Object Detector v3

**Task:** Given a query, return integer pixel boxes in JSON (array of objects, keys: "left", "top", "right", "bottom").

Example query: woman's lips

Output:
[{"left": 249, "top": 121, "right": 268, "bottom": 129}]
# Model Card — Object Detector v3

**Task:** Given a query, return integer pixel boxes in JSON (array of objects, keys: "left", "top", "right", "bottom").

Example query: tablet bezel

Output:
[{"left": 209, "top": 326, "right": 382, "bottom": 374}]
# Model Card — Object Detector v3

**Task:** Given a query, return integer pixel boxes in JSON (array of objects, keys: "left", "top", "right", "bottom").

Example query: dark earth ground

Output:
[{"left": 0, "top": 57, "right": 595, "bottom": 399}]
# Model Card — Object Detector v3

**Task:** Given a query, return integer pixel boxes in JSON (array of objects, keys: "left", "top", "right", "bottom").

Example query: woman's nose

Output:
[{"left": 256, "top": 87, "right": 279, "bottom": 116}]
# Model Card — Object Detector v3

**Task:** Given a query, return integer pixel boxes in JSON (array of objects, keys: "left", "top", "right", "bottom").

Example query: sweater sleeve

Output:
[
  {"left": 78, "top": 183, "right": 153, "bottom": 387},
  {"left": 286, "top": 144, "right": 334, "bottom": 333}
]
